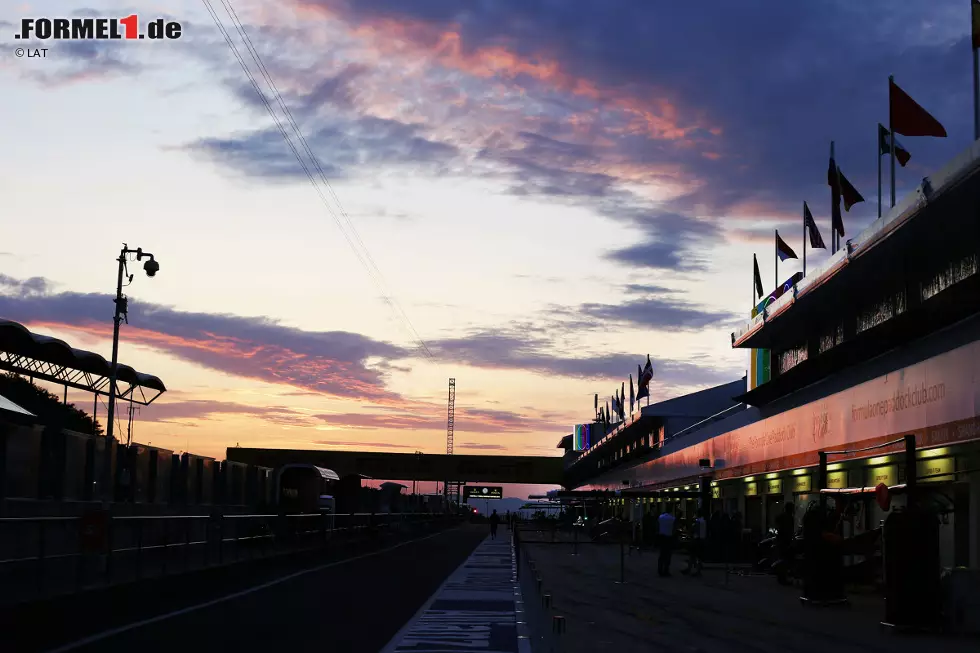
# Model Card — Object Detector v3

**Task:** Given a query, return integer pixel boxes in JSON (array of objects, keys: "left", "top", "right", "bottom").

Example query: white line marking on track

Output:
[
  {"left": 378, "top": 535, "right": 490, "bottom": 653},
  {"left": 45, "top": 528, "right": 455, "bottom": 653}
]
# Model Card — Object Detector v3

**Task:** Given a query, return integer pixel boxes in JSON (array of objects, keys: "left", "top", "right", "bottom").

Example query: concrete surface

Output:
[{"left": 519, "top": 538, "right": 979, "bottom": 653}]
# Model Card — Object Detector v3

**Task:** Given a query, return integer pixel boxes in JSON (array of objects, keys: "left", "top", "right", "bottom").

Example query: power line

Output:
[{"left": 201, "top": 0, "right": 433, "bottom": 359}]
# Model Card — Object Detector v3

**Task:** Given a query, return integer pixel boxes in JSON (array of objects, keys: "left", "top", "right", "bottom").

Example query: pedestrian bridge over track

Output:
[{"left": 226, "top": 448, "right": 565, "bottom": 485}]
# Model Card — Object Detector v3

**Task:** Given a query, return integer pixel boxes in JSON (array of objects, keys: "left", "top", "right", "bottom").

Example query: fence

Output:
[
  {"left": 512, "top": 519, "right": 755, "bottom": 652},
  {"left": 0, "top": 511, "right": 457, "bottom": 606},
  {"left": 514, "top": 522, "right": 631, "bottom": 653}
]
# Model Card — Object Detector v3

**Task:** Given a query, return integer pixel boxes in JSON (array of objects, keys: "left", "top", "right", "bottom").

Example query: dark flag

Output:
[
  {"left": 878, "top": 124, "right": 910, "bottom": 167},
  {"left": 594, "top": 393, "right": 598, "bottom": 419},
  {"left": 972, "top": 1, "right": 979, "bottom": 139},
  {"left": 620, "top": 382, "right": 625, "bottom": 418},
  {"left": 629, "top": 375, "right": 635, "bottom": 415},
  {"left": 753, "top": 253, "right": 764, "bottom": 300},
  {"left": 803, "top": 202, "right": 825, "bottom": 249},
  {"left": 775, "top": 230, "right": 798, "bottom": 261},
  {"left": 828, "top": 150, "right": 845, "bottom": 240},
  {"left": 839, "top": 171, "right": 865, "bottom": 212},
  {"left": 975, "top": 0, "right": 980, "bottom": 49},
  {"left": 889, "top": 78, "right": 947, "bottom": 137},
  {"left": 637, "top": 356, "right": 653, "bottom": 401}
]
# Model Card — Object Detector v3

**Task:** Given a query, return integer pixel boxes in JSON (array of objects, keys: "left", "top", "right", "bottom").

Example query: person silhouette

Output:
[{"left": 489, "top": 509, "right": 500, "bottom": 539}]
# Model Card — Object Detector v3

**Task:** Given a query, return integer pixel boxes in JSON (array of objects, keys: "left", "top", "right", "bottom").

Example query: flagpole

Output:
[
  {"left": 774, "top": 229, "right": 778, "bottom": 289},
  {"left": 830, "top": 141, "right": 837, "bottom": 255},
  {"left": 889, "top": 75, "right": 896, "bottom": 208},
  {"left": 832, "top": 140, "right": 846, "bottom": 254},
  {"left": 752, "top": 253, "right": 757, "bottom": 307},
  {"left": 802, "top": 203, "right": 807, "bottom": 277},
  {"left": 974, "top": 37, "right": 979, "bottom": 140},
  {"left": 877, "top": 125, "right": 882, "bottom": 218}
]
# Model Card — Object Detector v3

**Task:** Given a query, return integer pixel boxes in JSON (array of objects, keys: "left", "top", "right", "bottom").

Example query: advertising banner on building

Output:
[
  {"left": 573, "top": 423, "right": 593, "bottom": 451},
  {"left": 463, "top": 485, "right": 503, "bottom": 501},
  {"left": 591, "top": 335, "right": 980, "bottom": 489}
]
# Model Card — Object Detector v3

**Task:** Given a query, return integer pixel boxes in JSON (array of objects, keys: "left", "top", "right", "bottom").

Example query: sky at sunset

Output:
[{"left": 0, "top": 1, "right": 975, "bottom": 483}]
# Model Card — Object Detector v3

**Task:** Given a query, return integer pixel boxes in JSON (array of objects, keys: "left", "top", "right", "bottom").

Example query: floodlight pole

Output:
[
  {"left": 106, "top": 244, "right": 157, "bottom": 443},
  {"left": 105, "top": 248, "right": 128, "bottom": 443}
]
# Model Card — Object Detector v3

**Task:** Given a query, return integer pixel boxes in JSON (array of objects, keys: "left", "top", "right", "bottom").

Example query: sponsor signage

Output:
[
  {"left": 765, "top": 478, "right": 783, "bottom": 495},
  {"left": 866, "top": 465, "right": 897, "bottom": 488},
  {"left": 745, "top": 482, "right": 759, "bottom": 496},
  {"left": 573, "top": 424, "right": 594, "bottom": 452},
  {"left": 917, "top": 457, "right": 954, "bottom": 483},
  {"left": 711, "top": 486, "right": 721, "bottom": 499},
  {"left": 463, "top": 486, "right": 503, "bottom": 501},
  {"left": 583, "top": 334, "right": 980, "bottom": 490},
  {"left": 792, "top": 475, "right": 812, "bottom": 493},
  {"left": 826, "top": 471, "right": 847, "bottom": 489}
]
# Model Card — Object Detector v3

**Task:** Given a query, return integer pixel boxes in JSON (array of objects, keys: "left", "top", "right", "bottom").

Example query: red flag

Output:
[{"left": 889, "top": 78, "right": 947, "bottom": 137}]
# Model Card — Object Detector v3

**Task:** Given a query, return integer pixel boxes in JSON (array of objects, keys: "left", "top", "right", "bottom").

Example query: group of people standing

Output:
[
  {"left": 487, "top": 509, "right": 519, "bottom": 539},
  {"left": 656, "top": 507, "right": 708, "bottom": 577}
]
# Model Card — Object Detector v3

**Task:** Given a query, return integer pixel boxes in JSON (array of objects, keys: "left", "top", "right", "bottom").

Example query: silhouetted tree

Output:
[{"left": 0, "top": 373, "right": 103, "bottom": 434}]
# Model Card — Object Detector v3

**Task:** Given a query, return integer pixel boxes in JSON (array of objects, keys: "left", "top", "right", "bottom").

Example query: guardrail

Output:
[{"left": 0, "top": 511, "right": 460, "bottom": 606}]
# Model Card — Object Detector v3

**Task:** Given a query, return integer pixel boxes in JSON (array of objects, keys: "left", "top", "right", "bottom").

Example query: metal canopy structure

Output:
[{"left": 0, "top": 318, "right": 166, "bottom": 405}]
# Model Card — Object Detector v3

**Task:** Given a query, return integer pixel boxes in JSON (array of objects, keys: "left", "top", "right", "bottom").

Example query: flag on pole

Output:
[
  {"left": 629, "top": 375, "right": 635, "bottom": 415},
  {"left": 889, "top": 78, "right": 948, "bottom": 137},
  {"left": 594, "top": 393, "right": 598, "bottom": 420},
  {"left": 753, "top": 254, "right": 764, "bottom": 299},
  {"left": 775, "top": 230, "right": 798, "bottom": 261},
  {"left": 878, "top": 124, "right": 910, "bottom": 166},
  {"left": 828, "top": 147, "right": 844, "bottom": 242},
  {"left": 827, "top": 147, "right": 863, "bottom": 240},
  {"left": 839, "top": 171, "right": 865, "bottom": 212},
  {"left": 803, "top": 202, "right": 825, "bottom": 248},
  {"left": 620, "top": 382, "right": 625, "bottom": 419},
  {"left": 605, "top": 400, "right": 610, "bottom": 425},
  {"left": 974, "top": 0, "right": 980, "bottom": 49},
  {"left": 637, "top": 356, "right": 653, "bottom": 401},
  {"left": 972, "top": 0, "right": 980, "bottom": 140}
]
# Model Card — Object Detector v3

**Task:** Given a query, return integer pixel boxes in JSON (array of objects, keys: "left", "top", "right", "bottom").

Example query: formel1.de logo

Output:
[{"left": 15, "top": 15, "right": 182, "bottom": 41}]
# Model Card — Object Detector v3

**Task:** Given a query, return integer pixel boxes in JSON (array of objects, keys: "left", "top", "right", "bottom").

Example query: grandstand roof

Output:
[{"left": 0, "top": 318, "right": 166, "bottom": 405}]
